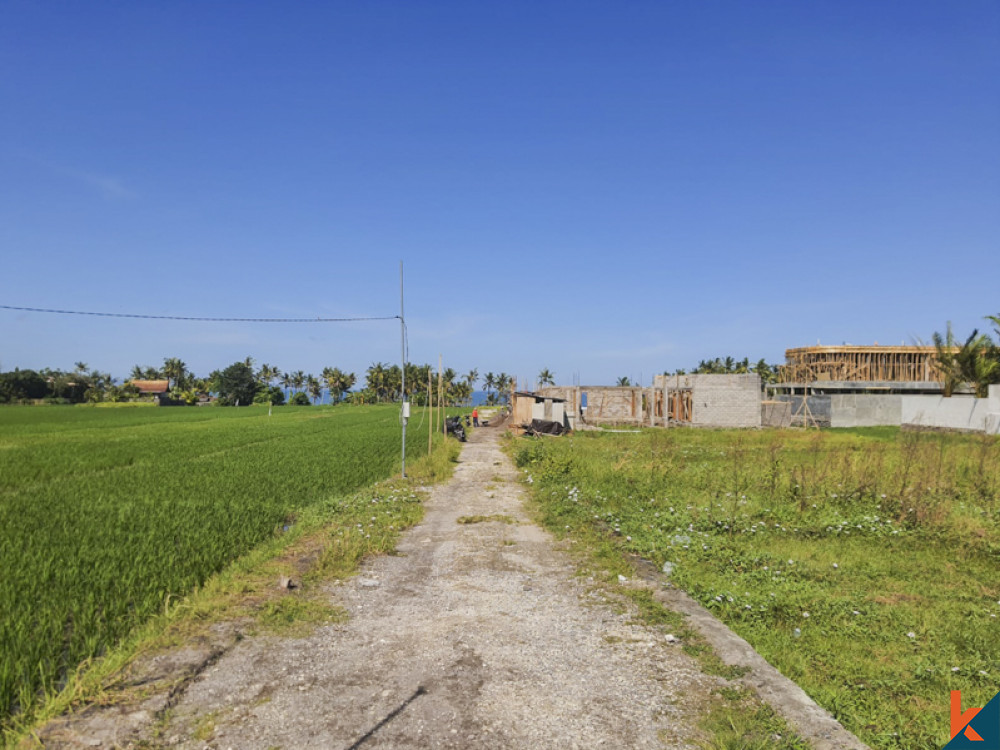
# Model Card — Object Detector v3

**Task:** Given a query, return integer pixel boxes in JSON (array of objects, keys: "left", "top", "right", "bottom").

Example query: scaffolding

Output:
[{"left": 778, "top": 346, "right": 950, "bottom": 384}]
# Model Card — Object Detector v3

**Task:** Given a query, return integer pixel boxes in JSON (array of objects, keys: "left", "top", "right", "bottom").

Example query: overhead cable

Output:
[{"left": 0, "top": 304, "right": 399, "bottom": 323}]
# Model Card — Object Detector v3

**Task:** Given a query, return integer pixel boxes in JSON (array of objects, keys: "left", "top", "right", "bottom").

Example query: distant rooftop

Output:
[{"left": 130, "top": 379, "right": 169, "bottom": 393}]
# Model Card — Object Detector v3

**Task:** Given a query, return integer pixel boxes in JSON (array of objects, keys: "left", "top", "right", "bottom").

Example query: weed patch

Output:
[{"left": 512, "top": 427, "right": 1000, "bottom": 749}]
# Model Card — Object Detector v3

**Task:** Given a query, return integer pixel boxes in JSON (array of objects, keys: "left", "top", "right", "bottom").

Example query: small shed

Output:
[{"left": 511, "top": 391, "right": 567, "bottom": 428}]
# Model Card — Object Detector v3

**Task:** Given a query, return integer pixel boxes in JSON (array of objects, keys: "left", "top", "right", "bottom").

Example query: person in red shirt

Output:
[{"left": 471, "top": 407, "right": 479, "bottom": 427}]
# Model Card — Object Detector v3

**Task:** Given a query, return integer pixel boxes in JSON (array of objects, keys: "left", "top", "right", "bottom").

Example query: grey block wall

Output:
[
  {"left": 830, "top": 394, "right": 902, "bottom": 428},
  {"left": 686, "top": 374, "right": 762, "bottom": 428},
  {"left": 762, "top": 401, "right": 793, "bottom": 428},
  {"left": 771, "top": 395, "right": 831, "bottom": 427}
]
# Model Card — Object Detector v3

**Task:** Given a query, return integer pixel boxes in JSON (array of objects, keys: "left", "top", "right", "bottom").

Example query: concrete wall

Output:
[
  {"left": 684, "top": 374, "right": 762, "bottom": 428},
  {"left": 830, "top": 394, "right": 902, "bottom": 428},
  {"left": 585, "top": 387, "right": 645, "bottom": 423},
  {"left": 761, "top": 400, "right": 792, "bottom": 428},
  {"left": 530, "top": 399, "right": 565, "bottom": 424},
  {"left": 537, "top": 386, "right": 645, "bottom": 425},
  {"left": 988, "top": 385, "right": 1000, "bottom": 435},
  {"left": 540, "top": 375, "right": 762, "bottom": 429},
  {"left": 901, "top": 393, "right": 994, "bottom": 433},
  {"left": 771, "top": 394, "right": 831, "bottom": 427}
]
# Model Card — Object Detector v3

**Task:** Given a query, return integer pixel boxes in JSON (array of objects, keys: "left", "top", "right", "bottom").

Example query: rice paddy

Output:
[{"left": 0, "top": 404, "right": 426, "bottom": 731}]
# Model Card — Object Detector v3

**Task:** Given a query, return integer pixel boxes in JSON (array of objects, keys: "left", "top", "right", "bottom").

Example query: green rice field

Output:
[
  {"left": 514, "top": 427, "right": 1000, "bottom": 750},
  {"left": 0, "top": 404, "right": 427, "bottom": 730}
]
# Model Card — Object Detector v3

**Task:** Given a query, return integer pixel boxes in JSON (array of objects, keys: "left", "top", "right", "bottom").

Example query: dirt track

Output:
[{"left": 153, "top": 425, "right": 717, "bottom": 748}]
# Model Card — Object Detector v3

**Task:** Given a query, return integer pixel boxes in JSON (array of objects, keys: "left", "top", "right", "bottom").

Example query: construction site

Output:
[{"left": 510, "top": 345, "right": 1000, "bottom": 435}]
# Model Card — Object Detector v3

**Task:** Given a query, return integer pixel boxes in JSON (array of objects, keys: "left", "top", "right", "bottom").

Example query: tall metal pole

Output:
[{"left": 400, "top": 261, "right": 407, "bottom": 478}]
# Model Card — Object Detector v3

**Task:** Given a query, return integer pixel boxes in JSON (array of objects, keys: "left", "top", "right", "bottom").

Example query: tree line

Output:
[
  {"left": 0, "top": 356, "right": 516, "bottom": 407},
  {"left": 533, "top": 358, "right": 784, "bottom": 389}
]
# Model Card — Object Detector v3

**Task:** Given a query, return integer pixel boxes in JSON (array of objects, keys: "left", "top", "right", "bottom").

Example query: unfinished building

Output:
[
  {"left": 525, "top": 374, "right": 763, "bottom": 430},
  {"left": 771, "top": 345, "right": 955, "bottom": 427},
  {"left": 776, "top": 346, "right": 948, "bottom": 394}
]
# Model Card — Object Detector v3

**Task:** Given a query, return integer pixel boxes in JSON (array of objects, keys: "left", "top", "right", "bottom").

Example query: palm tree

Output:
[
  {"left": 129, "top": 364, "right": 145, "bottom": 381},
  {"left": 970, "top": 349, "right": 999, "bottom": 398},
  {"left": 987, "top": 314, "right": 1000, "bottom": 339},
  {"left": 306, "top": 374, "right": 322, "bottom": 404},
  {"left": 537, "top": 368, "right": 555, "bottom": 387},
  {"left": 162, "top": 357, "right": 189, "bottom": 391},
  {"left": 257, "top": 363, "right": 280, "bottom": 386},
  {"left": 322, "top": 366, "right": 347, "bottom": 402},
  {"left": 495, "top": 372, "right": 511, "bottom": 404},
  {"left": 616, "top": 376, "right": 631, "bottom": 386},
  {"left": 342, "top": 371, "right": 357, "bottom": 397},
  {"left": 290, "top": 370, "right": 306, "bottom": 395},
  {"left": 280, "top": 371, "right": 293, "bottom": 397},
  {"left": 465, "top": 369, "right": 479, "bottom": 390},
  {"left": 933, "top": 323, "right": 963, "bottom": 397},
  {"left": 385, "top": 365, "right": 403, "bottom": 402},
  {"left": 483, "top": 372, "right": 496, "bottom": 402},
  {"left": 366, "top": 362, "right": 387, "bottom": 402},
  {"left": 441, "top": 368, "right": 457, "bottom": 405}
]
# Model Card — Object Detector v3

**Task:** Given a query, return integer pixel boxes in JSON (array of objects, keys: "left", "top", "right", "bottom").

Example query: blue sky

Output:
[{"left": 2, "top": 1, "right": 998, "bottom": 388}]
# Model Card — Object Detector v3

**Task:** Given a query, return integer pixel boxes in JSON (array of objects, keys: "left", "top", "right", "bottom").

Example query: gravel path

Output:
[{"left": 159, "top": 425, "right": 717, "bottom": 749}]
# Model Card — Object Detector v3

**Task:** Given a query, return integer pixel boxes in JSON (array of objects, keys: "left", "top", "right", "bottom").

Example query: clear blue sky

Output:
[{"left": 2, "top": 1, "right": 998, "bottom": 388}]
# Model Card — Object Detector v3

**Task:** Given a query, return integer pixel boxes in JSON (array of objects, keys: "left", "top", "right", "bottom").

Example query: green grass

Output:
[
  {"left": 0, "top": 404, "right": 440, "bottom": 733},
  {"left": 512, "top": 427, "right": 1000, "bottom": 750},
  {"left": 698, "top": 686, "right": 810, "bottom": 750}
]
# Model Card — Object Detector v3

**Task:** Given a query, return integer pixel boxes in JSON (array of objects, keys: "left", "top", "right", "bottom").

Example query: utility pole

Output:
[{"left": 400, "top": 261, "right": 408, "bottom": 478}]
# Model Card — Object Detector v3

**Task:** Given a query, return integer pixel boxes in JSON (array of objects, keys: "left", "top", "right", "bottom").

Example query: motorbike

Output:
[{"left": 445, "top": 415, "right": 467, "bottom": 442}]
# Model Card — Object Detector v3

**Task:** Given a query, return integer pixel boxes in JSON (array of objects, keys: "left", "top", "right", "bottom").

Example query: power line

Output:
[{"left": 0, "top": 304, "right": 399, "bottom": 323}]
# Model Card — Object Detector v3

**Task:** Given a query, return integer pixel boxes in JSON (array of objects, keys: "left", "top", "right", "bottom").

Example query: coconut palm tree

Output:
[
  {"left": 366, "top": 362, "right": 387, "bottom": 402},
  {"left": 483, "top": 372, "right": 496, "bottom": 402},
  {"left": 162, "top": 357, "right": 189, "bottom": 391},
  {"left": 322, "top": 366, "right": 352, "bottom": 403},
  {"left": 257, "top": 363, "right": 280, "bottom": 386},
  {"left": 495, "top": 372, "right": 512, "bottom": 404},
  {"left": 537, "top": 368, "right": 555, "bottom": 387},
  {"left": 616, "top": 376, "right": 631, "bottom": 386},
  {"left": 306, "top": 374, "right": 322, "bottom": 404},
  {"left": 465, "top": 369, "right": 479, "bottom": 390},
  {"left": 290, "top": 370, "right": 306, "bottom": 395},
  {"left": 933, "top": 323, "right": 964, "bottom": 397},
  {"left": 342, "top": 371, "right": 357, "bottom": 397}
]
